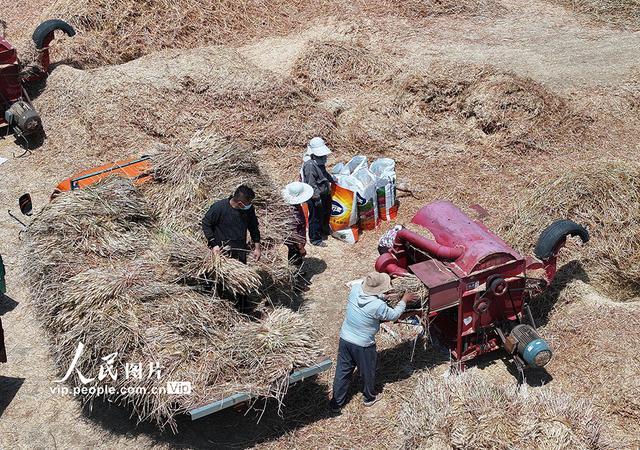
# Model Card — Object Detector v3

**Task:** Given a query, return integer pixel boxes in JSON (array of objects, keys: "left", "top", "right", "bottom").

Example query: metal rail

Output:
[
  {"left": 188, "top": 358, "right": 332, "bottom": 420},
  {"left": 70, "top": 156, "right": 152, "bottom": 189}
]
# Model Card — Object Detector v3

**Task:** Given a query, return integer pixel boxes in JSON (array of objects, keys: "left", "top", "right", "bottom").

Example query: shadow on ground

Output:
[
  {"left": 266, "top": 256, "right": 328, "bottom": 311},
  {"left": 0, "top": 294, "right": 19, "bottom": 315},
  {"left": 530, "top": 260, "right": 589, "bottom": 327},
  {"left": 81, "top": 379, "right": 332, "bottom": 449},
  {"left": 0, "top": 376, "right": 25, "bottom": 419}
]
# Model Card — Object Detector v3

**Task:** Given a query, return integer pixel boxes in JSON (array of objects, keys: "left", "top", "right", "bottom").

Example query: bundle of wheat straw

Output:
[{"left": 399, "top": 370, "right": 615, "bottom": 449}]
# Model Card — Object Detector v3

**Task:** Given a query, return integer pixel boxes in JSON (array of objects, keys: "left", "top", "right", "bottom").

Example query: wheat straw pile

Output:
[
  {"left": 42, "top": 0, "right": 342, "bottom": 68},
  {"left": 39, "top": 0, "right": 508, "bottom": 69},
  {"left": 34, "top": 46, "right": 335, "bottom": 160},
  {"left": 554, "top": 0, "right": 640, "bottom": 30},
  {"left": 22, "top": 133, "right": 324, "bottom": 431},
  {"left": 388, "top": 275, "right": 429, "bottom": 309},
  {"left": 502, "top": 159, "right": 640, "bottom": 300},
  {"left": 542, "top": 281, "right": 640, "bottom": 442},
  {"left": 399, "top": 370, "right": 614, "bottom": 449},
  {"left": 293, "top": 39, "right": 392, "bottom": 94},
  {"left": 335, "top": 62, "right": 586, "bottom": 154}
]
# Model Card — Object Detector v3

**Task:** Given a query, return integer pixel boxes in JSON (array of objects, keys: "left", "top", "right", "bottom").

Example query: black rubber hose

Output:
[
  {"left": 534, "top": 219, "right": 590, "bottom": 260},
  {"left": 32, "top": 19, "right": 76, "bottom": 49}
]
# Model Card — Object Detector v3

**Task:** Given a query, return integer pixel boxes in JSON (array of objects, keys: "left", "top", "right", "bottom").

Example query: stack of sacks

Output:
[{"left": 329, "top": 156, "right": 397, "bottom": 243}]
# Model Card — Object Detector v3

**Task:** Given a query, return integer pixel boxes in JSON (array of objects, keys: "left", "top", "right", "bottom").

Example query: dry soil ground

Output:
[{"left": 1, "top": 1, "right": 640, "bottom": 448}]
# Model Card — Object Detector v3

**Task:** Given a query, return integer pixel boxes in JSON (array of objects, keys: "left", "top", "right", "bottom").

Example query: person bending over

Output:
[{"left": 329, "top": 272, "right": 417, "bottom": 411}]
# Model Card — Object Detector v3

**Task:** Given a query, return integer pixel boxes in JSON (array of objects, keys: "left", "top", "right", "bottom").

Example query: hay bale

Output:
[
  {"left": 34, "top": 47, "right": 335, "bottom": 160},
  {"left": 22, "top": 142, "right": 323, "bottom": 430},
  {"left": 399, "top": 370, "right": 613, "bottom": 449},
  {"left": 502, "top": 159, "right": 640, "bottom": 299},
  {"left": 542, "top": 281, "right": 640, "bottom": 443},
  {"left": 292, "top": 39, "right": 392, "bottom": 94}
]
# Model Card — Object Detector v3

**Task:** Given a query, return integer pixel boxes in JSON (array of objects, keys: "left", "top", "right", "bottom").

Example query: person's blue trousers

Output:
[{"left": 330, "top": 338, "right": 377, "bottom": 408}]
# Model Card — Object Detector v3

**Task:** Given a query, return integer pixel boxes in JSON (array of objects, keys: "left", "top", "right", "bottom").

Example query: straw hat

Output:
[
  {"left": 282, "top": 182, "right": 314, "bottom": 205},
  {"left": 306, "top": 137, "right": 332, "bottom": 157},
  {"left": 362, "top": 272, "right": 392, "bottom": 296}
]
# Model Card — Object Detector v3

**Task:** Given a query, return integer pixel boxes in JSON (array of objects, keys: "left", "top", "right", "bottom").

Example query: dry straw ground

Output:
[
  {"left": 542, "top": 281, "right": 640, "bottom": 439},
  {"left": 2, "top": 0, "right": 640, "bottom": 447},
  {"left": 555, "top": 0, "right": 640, "bottom": 30},
  {"left": 35, "top": 47, "right": 335, "bottom": 158},
  {"left": 502, "top": 159, "right": 640, "bottom": 300},
  {"left": 39, "top": 0, "right": 504, "bottom": 68}
]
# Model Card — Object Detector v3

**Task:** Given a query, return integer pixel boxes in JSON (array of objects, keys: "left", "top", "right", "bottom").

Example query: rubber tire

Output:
[
  {"left": 534, "top": 219, "right": 589, "bottom": 260},
  {"left": 32, "top": 19, "right": 76, "bottom": 49}
]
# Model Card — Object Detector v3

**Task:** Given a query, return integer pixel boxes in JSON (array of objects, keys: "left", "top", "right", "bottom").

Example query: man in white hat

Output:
[
  {"left": 281, "top": 181, "right": 314, "bottom": 267},
  {"left": 329, "top": 272, "right": 418, "bottom": 411},
  {"left": 301, "top": 137, "right": 333, "bottom": 247}
]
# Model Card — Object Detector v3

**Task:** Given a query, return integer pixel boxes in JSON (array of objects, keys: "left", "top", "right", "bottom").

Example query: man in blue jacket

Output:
[{"left": 329, "top": 272, "right": 417, "bottom": 410}]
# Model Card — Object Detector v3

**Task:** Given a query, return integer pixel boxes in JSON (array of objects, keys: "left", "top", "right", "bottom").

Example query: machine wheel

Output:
[
  {"left": 534, "top": 219, "right": 589, "bottom": 260},
  {"left": 32, "top": 19, "right": 76, "bottom": 49}
]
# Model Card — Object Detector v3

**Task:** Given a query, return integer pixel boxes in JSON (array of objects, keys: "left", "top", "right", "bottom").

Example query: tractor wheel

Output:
[
  {"left": 32, "top": 19, "right": 75, "bottom": 49},
  {"left": 534, "top": 219, "right": 589, "bottom": 260}
]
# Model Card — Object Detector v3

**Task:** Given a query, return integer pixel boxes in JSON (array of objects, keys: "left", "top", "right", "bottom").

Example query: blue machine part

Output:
[{"left": 522, "top": 338, "right": 552, "bottom": 368}]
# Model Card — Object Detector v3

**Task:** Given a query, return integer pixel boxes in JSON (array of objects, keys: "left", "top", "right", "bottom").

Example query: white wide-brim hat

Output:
[
  {"left": 307, "top": 136, "right": 332, "bottom": 157},
  {"left": 282, "top": 182, "right": 314, "bottom": 205}
]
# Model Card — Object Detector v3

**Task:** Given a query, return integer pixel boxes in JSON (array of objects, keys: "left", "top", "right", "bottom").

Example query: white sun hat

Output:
[
  {"left": 306, "top": 137, "right": 332, "bottom": 157},
  {"left": 282, "top": 182, "right": 314, "bottom": 205}
]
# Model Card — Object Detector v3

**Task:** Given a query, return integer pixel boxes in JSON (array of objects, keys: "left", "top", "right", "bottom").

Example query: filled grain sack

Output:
[
  {"left": 370, "top": 158, "right": 397, "bottom": 221},
  {"left": 353, "top": 167, "right": 379, "bottom": 230},
  {"left": 330, "top": 178, "right": 360, "bottom": 244}
]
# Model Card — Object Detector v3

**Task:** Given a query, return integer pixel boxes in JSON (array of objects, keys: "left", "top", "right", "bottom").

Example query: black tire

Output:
[
  {"left": 32, "top": 19, "right": 76, "bottom": 49},
  {"left": 534, "top": 219, "right": 589, "bottom": 260}
]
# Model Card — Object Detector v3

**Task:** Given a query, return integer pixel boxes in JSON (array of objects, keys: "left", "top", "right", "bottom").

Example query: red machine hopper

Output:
[{"left": 376, "top": 201, "right": 589, "bottom": 376}]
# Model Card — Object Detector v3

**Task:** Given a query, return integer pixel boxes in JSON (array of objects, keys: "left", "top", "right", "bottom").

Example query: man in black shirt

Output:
[{"left": 202, "top": 185, "right": 261, "bottom": 264}]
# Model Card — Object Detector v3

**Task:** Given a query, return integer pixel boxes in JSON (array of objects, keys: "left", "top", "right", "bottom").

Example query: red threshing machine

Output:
[
  {"left": 376, "top": 201, "right": 589, "bottom": 376},
  {"left": 0, "top": 19, "right": 75, "bottom": 145}
]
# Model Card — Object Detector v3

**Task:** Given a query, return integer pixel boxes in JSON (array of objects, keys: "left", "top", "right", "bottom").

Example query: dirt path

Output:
[
  {"left": 241, "top": 0, "right": 640, "bottom": 92},
  {"left": 1, "top": 0, "right": 640, "bottom": 448}
]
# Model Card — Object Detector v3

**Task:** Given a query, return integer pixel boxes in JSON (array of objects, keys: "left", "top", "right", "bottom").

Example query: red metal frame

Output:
[
  {"left": 376, "top": 201, "right": 561, "bottom": 365},
  {"left": 0, "top": 28, "right": 62, "bottom": 126}
]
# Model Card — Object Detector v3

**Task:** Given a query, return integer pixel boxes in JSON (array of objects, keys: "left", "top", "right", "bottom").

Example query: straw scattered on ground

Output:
[
  {"left": 554, "top": 0, "right": 640, "bottom": 30},
  {"left": 34, "top": 47, "right": 335, "bottom": 159},
  {"left": 502, "top": 159, "right": 640, "bottom": 300},
  {"left": 399, "top": 369, "right": 615, "bottom": 449},
  {"left": 42, "top": 0, "right": 341, "bottom": 68},
  {"left": 541, "top": 281, "right": 640, "bottom": 444},
  {"left": 335, "top": 62, "right": 588, "bottom": 155},
  {"left": 362, "top": 0, "right": 505, "bottom": 18},
  {"left": 292, "top": 39, "right": 393, "bottom": 94}
]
